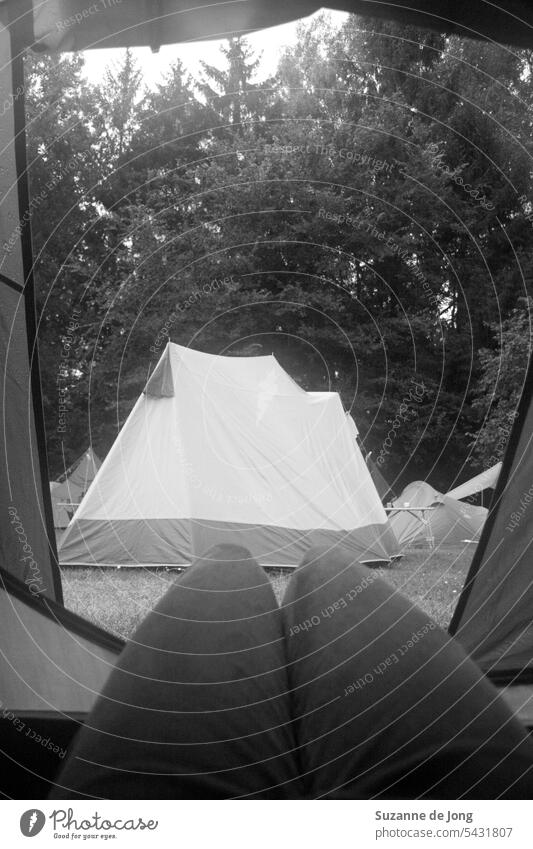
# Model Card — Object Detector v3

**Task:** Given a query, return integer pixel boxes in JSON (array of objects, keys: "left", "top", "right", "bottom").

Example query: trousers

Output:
[{"left": 50, "top": 544, "right": 533, "bottom": 799}]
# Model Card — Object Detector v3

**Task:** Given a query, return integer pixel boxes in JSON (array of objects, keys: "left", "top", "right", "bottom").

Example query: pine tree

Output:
[{"left": 199, "top": 37, "right": 262, "bottom": 129}]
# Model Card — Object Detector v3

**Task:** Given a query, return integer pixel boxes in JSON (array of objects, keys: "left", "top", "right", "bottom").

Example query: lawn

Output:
[{"left": 62, "top": 544, "right": 475, "bottom": 641}]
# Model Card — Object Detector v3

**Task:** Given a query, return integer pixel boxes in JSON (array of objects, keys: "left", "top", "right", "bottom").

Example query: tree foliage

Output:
[{"left": 26, "top": 18, "right": 533, "bottom": 489}]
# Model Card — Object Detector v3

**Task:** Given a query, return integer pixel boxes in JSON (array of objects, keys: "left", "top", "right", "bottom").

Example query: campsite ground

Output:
[{"left": 62, "top": 545, "right": 475, "bottom": 640}]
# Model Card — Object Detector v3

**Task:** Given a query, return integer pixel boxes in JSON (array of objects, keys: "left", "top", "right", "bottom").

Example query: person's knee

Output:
[
  {"left": 198, "top": 542, "right": 256, "bottom": 563},
  {"left": 302, "top": 544, "right": 366, "bottom": 571},
  {"left": 182, "top": 542, "right": 268, "bottom": 590},
  {"left": 282, "top": 544, "right": 370, "bottom": 612},
  {"left": 297, "top": 544, "right": 368, "bottom": 584}
]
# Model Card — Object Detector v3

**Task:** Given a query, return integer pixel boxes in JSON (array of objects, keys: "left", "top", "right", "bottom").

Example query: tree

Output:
[
  {"left": 469, "top": 299, "right": 532, "bottom": 468},
  {"left": 28, "top": 16, "right": 533, "bottom": 493},
  {"left": 25, "top": 51, "right": 99, "bottom": 475},
  {"left": 199, "top": 37, "right": 263, "bottom": 130}
]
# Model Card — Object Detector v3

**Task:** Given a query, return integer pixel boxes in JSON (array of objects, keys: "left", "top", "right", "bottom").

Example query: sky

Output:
[{"left": 80, "top": 9, "right": 349, "bottom": 89}]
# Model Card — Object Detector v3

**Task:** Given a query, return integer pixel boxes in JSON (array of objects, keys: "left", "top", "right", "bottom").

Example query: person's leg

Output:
[
  {"left": 50, "top": 544, "right": 302, "bottom": 799},
  {"left": 282, "top": 545, "right": 533, "bottom": 799}
]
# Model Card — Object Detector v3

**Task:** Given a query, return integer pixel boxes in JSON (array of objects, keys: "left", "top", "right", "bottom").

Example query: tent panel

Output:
[
  {"left": 0, "top": 286, "right": 50, "bottom": 586},
  {"left": 18, "top": 1, "right": 533, "bottom": 54},
  {"left": 0, "top": 578, "right": 121, "bottom": 713},
  {"left": 63, "top": 447, "right": 101, "bottom": 488},
  {"left": 0, "top": 565, "right": 122, "bottom": 798},
  {"left": 499, "top": 685, "right": 533, "bottom": 728},
  {"left": 0, "top": 18, "right": 59, "bottom": 600},
  {"left": 0, "top": 714, "right": 81, "bottom": 799},
  {"left": 346, "top": 412, "right": 359, "bottom": 438},
  {"left": 450, "top": 359, "right": 533, "bottom": 679},
  {"left": 430, "top": 498, "right": 486, "bottom": 545},
  {"left": 60, "top": 517, "right": 192, "bottom": 567},
  {"left": 170, "top": 359, "right": 386, "bottom": 531},
  {"left": 29, "top": 0, "right": 319, "bottom": 52},
  {"left": 60, "top": 517, "right": 391, "bottom": 567},
  {"left": 166, "top": 344, "right": 305, "bottom": 396},
  {"left": 0, "top": 22, "right": 23, "bottom": 285},
  {"left": 50, "top": 482, "right": 74, "bottom": 530},
  {"left": 381, "top": 520, "right": 400, "bottom": 559},
  {"left": 388, "top": 512, "right": 421, "bottom": 548},
  {"left": 447, "top": 462, "right": 502, "bottom": 501},
  {"left": 388, "top": 481, "right": 442, "bottom": 547},
  {"left": 55, "top": 446, "right": 100, "bottom": 484},
  {"left": 60, "top": 394, "right": 191, "bottom": 524}
]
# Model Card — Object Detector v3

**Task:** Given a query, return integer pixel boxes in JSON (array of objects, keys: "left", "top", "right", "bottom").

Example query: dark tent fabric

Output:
[
  {"left": 0, "top": 15, "right": 120, "bottom": 801},
  {"left": 4, "top": 1, "right": 533, "bottom": 54},
  {"left": 0, "top": 565, "right": 123, "bottom": 798},
  {"left": 0, "top": 13, "right": 60, "bottom": 602},
  {"left": 449, "top": 359, "right": 533, "bottom": 684}
]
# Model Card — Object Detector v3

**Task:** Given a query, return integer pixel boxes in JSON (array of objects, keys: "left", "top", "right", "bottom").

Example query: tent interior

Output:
[{"left": 1, "top": 0, "right": 533, "bottom": 799}]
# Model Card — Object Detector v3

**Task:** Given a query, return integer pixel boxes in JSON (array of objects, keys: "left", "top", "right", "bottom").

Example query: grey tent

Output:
[
  {"left": 449, "top": 367, "right": 533, "bottom": 682},
  {"left": 389, "top": 481, "right": 488, "bottom": 549},
  {"left": 1, "top": 0, "right": 533, "bottom": 800}
]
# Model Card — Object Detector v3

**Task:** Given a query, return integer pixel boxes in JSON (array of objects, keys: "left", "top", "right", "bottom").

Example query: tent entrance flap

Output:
[
  {"left": 27, "top": 0, "right": 320, "bottom": 52},
  {"left": 450, "top": 356, "right": 533, "bottom": 683},
  {"left": 4, "top": 2, "right": 533, "bottom": 54},
  {"left": 0, "top": 9, "right": 60, "bottom": 602},
  {"left": 0, "top": 565, "right": 123, "bottom": 798}
]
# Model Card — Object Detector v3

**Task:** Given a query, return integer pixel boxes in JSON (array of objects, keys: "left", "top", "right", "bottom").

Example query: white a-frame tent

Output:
[{"left": 60, "top": 343, "right": 394, "bottom": 567}]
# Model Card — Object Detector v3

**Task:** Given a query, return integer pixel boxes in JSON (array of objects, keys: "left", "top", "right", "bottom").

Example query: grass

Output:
[
  {"left": 265, "top": 545, "right": 474, "bottom": 628},
  {"left": 62, "top": 544, "right": 475, "bottom": 640}
]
